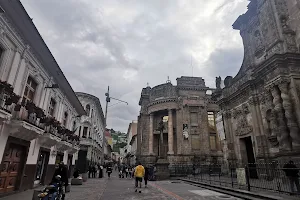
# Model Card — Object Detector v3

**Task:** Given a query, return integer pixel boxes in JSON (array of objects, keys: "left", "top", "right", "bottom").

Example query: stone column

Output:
[
  {"left": 278, "top": 82, "right": 300, "bottom": 148},
  {"left": 270, "top": 86, "right": 291, "bottom": 150},
  {"left": 149, "top": 113, "right": 154, "bottom": 155},
  {"left": 167, "top": 109, "right": 174, "bottom": 155}
]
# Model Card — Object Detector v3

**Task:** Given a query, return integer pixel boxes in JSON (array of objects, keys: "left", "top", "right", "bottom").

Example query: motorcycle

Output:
[{"left": 38, "top": 175, "right": 63, "bottom": 200}]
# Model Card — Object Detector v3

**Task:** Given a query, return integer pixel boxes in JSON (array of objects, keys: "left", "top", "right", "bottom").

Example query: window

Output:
[
  {"left": 63, "top": 112, "right": 68, "bottom": 126},
  {"left": 208, "top": 111, "right": 216, "bottom": 128},
  {"left": 85, "top": 104, "right": 90, "bottom": 116},
  {"left": 191, "top": 135, "right": 200, "bottom": 150},
  {"left": 78, "top": 126, "right": 82, "bottom": 136},
  {"left": 91, "top": 109, "right": 93, "bottom": 118},
  {"left": 23, "top": 76, "right": 37, "bottom": 103},
  {"left": 83, "top": 127, "right": 88, "bottom": 137},
  {"left": 210, "top": 134, "right": 217, "bottom": 150},
  {"left": 48, "top": 98, "right": 56, "bottom": 116},
  {"left": 72, "top": 121, "right": 76, "bottom": 131},
  {"left": 190, "top": 112, "right": 198, "bottom": 126}
]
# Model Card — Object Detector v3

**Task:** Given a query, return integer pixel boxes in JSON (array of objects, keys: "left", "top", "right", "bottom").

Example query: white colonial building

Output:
[
  {"left": 75, "top": 92, "right": 105, "bottom": 174},
  {"left": 125, "top": 121, "right": 137, "bottom": 166},
  {"left": 0, "top": 1, "right": 85, "bottom": 196}
]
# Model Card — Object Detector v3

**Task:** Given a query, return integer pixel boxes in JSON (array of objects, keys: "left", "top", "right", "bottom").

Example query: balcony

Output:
[
  {"left": 69, "top": 143, "right": 80, "bottom": 154},
  {"left": 80, "top": 137, "right": 93, "bottom": 146},
  {"left": 0, "top": 82, "right": 19, "bottom": 123},
  {"left": 39, "top": 131, "right": 61, "bottom": 149},
  {"left": 56, "top": 140, "right": 72, "bottom": 152},
  {"left": 10, "top": 104, "right": 45, "bottom": 141}
]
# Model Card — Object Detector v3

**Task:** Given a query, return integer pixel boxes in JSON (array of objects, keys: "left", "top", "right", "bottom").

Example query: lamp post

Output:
[{"left": 104, "top": 86, "right": 128, "bottom": 127}]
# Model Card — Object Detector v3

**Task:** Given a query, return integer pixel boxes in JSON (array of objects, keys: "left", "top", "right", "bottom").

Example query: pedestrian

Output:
[
  {"left": 88, "top": 165, "right": 93, "bottom": 178},
  {"left": 52, "top": 162, "right": 68, "bottom": 200},
  {"left": 73, "top": 168, "right": 79, "bottom": 178},
  {"left": 125, "top": 166, "right": 129, "bottom": 178},
  {"left": 283, "top": 160, "right": 300, "bottom": 194},
  {"left": 134, "top": 162, "right": 145, "bottom": 193},
  {"left": 106, "top": 165, "right": 113, "bottom": 178},
  {"left": 128, "top": 167, "right": 133, "bottom": 179},
  {"left": 92, "top": 165, "right": 96, "bottom": 178},
  {"left": 98, "top": 165, "right": 103, "bottom": 178},
  {"left": 144, "top": 167, "right": 149, "bottom": 188}
]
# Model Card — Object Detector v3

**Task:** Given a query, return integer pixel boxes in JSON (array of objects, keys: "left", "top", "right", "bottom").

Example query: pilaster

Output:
[
  {"left": 278, "top": 81, "right": 300, "bottom": 148},
  {"left": 270, "top": 86, "right": 291, "bottom": 151},
  {"left": 149, "top": 113, "right": 154, "bottom": 155},
  {"left": 167, "top": 109, "right": 174, "bottom": 155}
]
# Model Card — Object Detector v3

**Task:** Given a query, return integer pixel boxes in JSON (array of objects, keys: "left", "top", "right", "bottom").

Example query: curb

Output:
[{"left": 179, "top": 178, "right": 287, "bottom": 200}]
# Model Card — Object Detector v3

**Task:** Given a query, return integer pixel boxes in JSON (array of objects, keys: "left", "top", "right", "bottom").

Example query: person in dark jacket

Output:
[
  {"left": 92, "top": 165, "right": 96, "bottom": 178},
  {"left": 283, "top": 160, "right": 300, "bottom": 194},
  {"left": 88, "top": 165, "right": 93, "bottom": 178},
  {"left": 144, "top": 167, "right": 149, "bottom": 188},
  {"left": 52, "top": 162, "right": 68, "bottom": 200},
  {"left": 73, "top": 168, "right": 79, "bottom": 178}
]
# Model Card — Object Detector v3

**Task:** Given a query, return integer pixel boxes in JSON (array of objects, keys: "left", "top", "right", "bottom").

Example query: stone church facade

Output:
[
  {"left": 216, "top": 0, "right": 300, "bottom": 165},
  {"left": 137, "top": 77, "right": 222, "bottom": 168}
]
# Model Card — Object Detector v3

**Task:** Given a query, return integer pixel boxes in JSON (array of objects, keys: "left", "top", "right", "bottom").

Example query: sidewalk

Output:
[
  {"left": 180, "top": 178, "right": 300, "bottom": 200},
  {"left": 0, "top": 178, "right": 107, "bottom": 200}
]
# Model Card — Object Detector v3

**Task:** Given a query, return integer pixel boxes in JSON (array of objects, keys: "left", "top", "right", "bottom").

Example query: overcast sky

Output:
[{"left": 21, "top": 0, "right": 248, "bottom": 132}]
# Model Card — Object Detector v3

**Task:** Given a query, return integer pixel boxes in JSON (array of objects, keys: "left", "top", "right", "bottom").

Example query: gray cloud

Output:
[{"left": 21, "top": 0, "right": 248, "bottom": 132}]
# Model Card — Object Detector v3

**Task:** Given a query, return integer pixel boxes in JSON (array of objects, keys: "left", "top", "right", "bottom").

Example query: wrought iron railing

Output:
[{"left": 171, "top": 162, "right": 300, "bottom": 196}]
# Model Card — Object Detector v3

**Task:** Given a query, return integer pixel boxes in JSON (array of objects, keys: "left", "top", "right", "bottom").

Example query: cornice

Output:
[{"left": 147, "top": 97, "right": 177, "bottom": 107}]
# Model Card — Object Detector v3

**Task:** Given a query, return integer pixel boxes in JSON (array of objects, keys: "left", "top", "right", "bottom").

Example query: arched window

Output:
[
  {"left": 91, "top": 109, "right": 94, "bottom": 118},
  {"left": 85, "top": 104, "right": 90, "bottom": 116}
]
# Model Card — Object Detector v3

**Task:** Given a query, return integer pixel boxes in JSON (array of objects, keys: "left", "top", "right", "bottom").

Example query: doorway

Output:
[
  {"left": 35, "top": 151, "right": 49, "bottom": 185},
  {"left": 55, "top": 154, "right": 64, "bottom": 165},
  {"left": 0, "top": 143, "right": 26, "bottom": 194},
  {"left": 67, "top": 155, "right": 73, "bottom": 178},
  {"left": 240, "top": 136, "right": 258, "bottom": 178}
]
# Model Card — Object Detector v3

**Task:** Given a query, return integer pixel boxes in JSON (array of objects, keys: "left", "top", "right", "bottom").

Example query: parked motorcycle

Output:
[{"left": 38, "top": 175, "right": 63, "bottom": 200}]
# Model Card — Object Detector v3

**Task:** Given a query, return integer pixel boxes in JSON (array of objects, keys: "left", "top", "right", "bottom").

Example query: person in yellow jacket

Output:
[{"left": 134, "top": 162, "right": 145, "bottom": 193}]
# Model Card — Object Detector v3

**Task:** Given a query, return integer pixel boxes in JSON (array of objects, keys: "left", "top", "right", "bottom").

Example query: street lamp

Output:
[{"left": 104, "top": 86, "right": 128, "bottom": 127}]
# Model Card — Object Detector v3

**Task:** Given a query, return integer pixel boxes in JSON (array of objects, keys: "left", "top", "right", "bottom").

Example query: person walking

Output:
[
  {"left": 98, "top": 165, "right": 103, "bottom": 178},
  {"left": 125, "top": 166, "right": 129, "bottom": 179},
  {"left": 106, "top": 165, "right": 113, "bottom": 178},
  {"left": 283, "top": 160, "right": 300, "bottom": 194},
  {"left": 134, "top": 162, "right": 145, "bottom": 193},
  {"left": 128, "top": 167, "right": 133, "bottom": 179},
  {"left": 144, "top": 167, "right": 149, "bottom": 188},
  {"left": 88, "top": 165, "right": 93, "bottom": 178},
  {"left": 93, "top": 165, "right": 97, "bottom": 178}
]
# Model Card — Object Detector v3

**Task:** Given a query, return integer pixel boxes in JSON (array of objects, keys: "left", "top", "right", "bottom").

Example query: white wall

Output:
[
  {"left": 0, "top": 126, "right": 9, "bottom": 163},
  {"left": 26, "top": 139, "right": 40, "bottom": 164}
]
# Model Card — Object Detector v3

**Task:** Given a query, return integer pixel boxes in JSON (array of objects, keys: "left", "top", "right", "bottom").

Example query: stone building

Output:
[
  {"left": 137, "top": 77, "right": 222, "bottom": 174},
  {"left": 216, "top": 0, "right": 300, "bottom": 165},
  {"left": 75, "top": 92, "right": 105, "bottom": 175},
  {"left": 0, "top": 1, "right": 85, "bottom": 195}
]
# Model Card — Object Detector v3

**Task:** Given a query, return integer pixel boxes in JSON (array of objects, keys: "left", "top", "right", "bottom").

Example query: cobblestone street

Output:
[{"left": 65, "top": 171, "right": 243, "bottom": 200}]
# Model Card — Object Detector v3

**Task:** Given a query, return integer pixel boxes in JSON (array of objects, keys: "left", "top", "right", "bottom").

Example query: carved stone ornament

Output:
[
  {"left": 268, "top": 135, "right": 279, "bottom": 147},
  {"left": 242, "top": 104, "right": 250, "bottom": 114},
  {"left": 235, "top": 115, "right": 253, "bottom": 136},
  {"left": 224, "top": 110, "right": 232, "bottom": 119}
]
